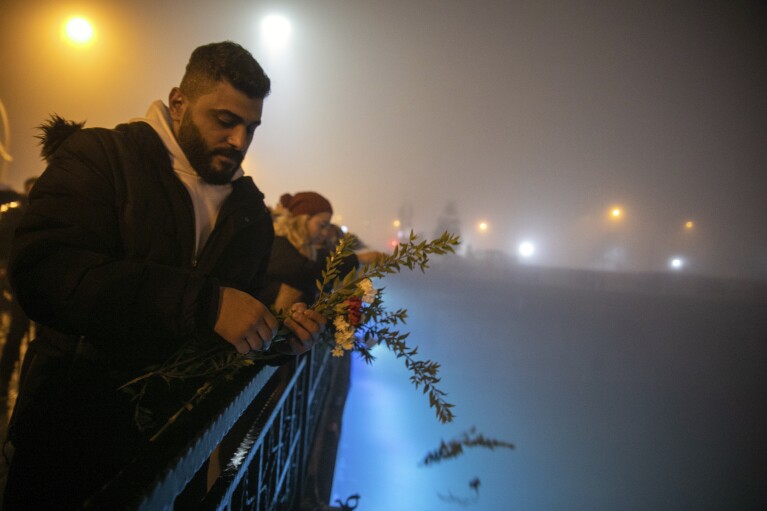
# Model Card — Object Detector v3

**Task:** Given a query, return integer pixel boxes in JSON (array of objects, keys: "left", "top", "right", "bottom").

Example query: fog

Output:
[
  {"left": 2, "top": 2, "right": 766, "bottom": 509},
  {"left": 2, "top": 0, "right": 766, "bottom": 279}
]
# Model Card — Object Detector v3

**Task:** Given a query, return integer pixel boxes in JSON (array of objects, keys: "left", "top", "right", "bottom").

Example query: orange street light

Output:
[
  {"left": 685, "top": 220, "right": 694, "bottom": 230},
  {"left": 63, "top": 16, "right": 95, "bottom": 46}
]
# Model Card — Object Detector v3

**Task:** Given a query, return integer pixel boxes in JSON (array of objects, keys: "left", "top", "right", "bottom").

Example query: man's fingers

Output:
[
  {"left": 235, "top": 338, "right": 251, "bottom": 354},
  {"left": 301, "top": 309, "right": 326, "bottom": 328},
  {"left": 290, "top": 302, "right": 308, "bottom": 314},
  {"left": 263, "top": 310, "right": 279, "bottom": 333},
  {"left": 285, "top": 309, "right": 327, "bottom": 352},
  {"left": 214, "top": 287, "right": 279, "bottom": 352},
  {"left": 255, "top": 321, "right": 276, "bottom": 345},
  {"left": 242, "top": 327, "right": 273, "bottom": 352},
  {"left": 284, "top": 315, "right": 311, "bottom": 342},
  {"left": 284, "top": 320, "right": 313, "bottom": 355}
]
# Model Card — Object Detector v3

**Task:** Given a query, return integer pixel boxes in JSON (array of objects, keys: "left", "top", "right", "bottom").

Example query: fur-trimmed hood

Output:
[{"left": 36, "top": 115, "right": 86, "bottom": 163}]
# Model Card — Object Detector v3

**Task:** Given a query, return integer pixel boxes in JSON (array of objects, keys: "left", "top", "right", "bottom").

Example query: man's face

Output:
[{"left": 170, "top": 81, "right": 264, "bottom": 184}]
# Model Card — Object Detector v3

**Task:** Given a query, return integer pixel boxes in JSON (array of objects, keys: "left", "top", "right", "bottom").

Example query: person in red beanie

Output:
[{"left": 258, "top": 192, "right": 358, "bottom": 314}]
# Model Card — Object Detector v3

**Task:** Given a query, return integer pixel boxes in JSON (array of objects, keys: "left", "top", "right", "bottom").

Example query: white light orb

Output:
[
  {"left": 518, "top": 241, "right": 535, "bottom": 258},
  {"left": 261, "top": 15, "right": 292, "bottom": 50}
]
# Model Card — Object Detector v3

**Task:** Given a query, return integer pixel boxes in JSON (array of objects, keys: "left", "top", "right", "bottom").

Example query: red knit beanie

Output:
[{"left": 279, "top": 192, "right": 333, "bottom": 217}]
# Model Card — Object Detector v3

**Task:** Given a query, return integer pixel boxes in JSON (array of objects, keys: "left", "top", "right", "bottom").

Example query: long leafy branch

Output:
[
  {"left": 320, "top": 231, "right": 460, "bottom": 424},
  {"left": 120, "top": 231, "right": 461, "bottom": 433}
]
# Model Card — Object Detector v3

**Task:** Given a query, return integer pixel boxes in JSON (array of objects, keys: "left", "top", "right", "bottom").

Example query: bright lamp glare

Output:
[
  {"left": 518, "top": 241, "right": 535, "bottom": 258},
  {"left": 670, "top": 257, "right": 684, "bottom": 270},
  {"left": 261, "top": 15, "right": 292, "bottom": 49},
  {"left": 65, "top": 17, "right": 94, "bottom": 45}
]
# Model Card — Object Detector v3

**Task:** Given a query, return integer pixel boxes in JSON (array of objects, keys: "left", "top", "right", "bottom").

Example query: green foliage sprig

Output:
[
  {"left": 423, "top": 427, "right": 514, "bottom": 504},
  {"left": 317, "top": 231, "right": 460, "bottom": 424},
  {"left": 420, "top": 426, "right": 515, "bottom": 466},
  {"left": 120, "top": 231, "right": 460, "bottom": 433}
]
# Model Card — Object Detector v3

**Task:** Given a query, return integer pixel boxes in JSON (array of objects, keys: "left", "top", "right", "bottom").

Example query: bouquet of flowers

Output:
[{"left": 121, "top": 231, "right": 460, "bottom": 436}]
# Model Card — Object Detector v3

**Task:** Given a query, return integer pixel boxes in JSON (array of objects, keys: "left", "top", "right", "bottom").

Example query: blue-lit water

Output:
[{"left": 331, "top": 259, "right": 767, "bottom": 510}]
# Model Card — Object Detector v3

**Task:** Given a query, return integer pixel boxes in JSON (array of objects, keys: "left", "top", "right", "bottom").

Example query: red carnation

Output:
[{"left": 345, "top": 296, "right": 363, "bottom": 326}]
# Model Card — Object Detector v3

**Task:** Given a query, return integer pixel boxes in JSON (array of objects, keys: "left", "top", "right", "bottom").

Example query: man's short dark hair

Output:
[{"left": 180, "top": 41, "right": 271, "bottom": 100}]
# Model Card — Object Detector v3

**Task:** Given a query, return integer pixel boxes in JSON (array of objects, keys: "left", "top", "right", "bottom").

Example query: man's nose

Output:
[{"left": 227, "top": 126, "right": 248, "bottom": 151}]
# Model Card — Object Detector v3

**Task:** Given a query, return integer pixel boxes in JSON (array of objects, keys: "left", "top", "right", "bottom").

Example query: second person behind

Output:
[{"left": 259, "top": 191, "right": 358, "bottom": 315}]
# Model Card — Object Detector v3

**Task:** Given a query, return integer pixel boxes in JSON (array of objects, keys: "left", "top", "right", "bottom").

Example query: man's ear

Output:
[{"left": 168, "top": 87, "right": 186, "bottom": 122}]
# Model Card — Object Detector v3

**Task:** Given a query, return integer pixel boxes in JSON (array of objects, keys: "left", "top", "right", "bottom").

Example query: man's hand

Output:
[
  {"left": 214, "top": 287, "right": 278, "bottom": 354},
  {"left": 281, "top": 302, "right": 327, "bottom": 355}
]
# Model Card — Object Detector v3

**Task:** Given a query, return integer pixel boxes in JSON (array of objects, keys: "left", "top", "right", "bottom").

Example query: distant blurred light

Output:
[
  {"left": 0, "top": 201, "right": 21, "bottom": 213},
  {"left": 611, "top": 207, "right": 622, "bottom": 219},
  {"left": 393, "top": 220, "right": 401, "bottom": 228},
  {"left": 518, "top": 241, "right": 535, "bottom": 258},
  {"left": 64, "top": 17, "right": 94, "bottom": 45},
  {"left": 478, "top": 221, "right": 488, "bottom": 232},
  {"left": 685, "top": 220, "right": 694, "bottom": 230},
  {"left": 390, "top": 240, "right": 398, "bottom": 248},
  {"left": 261, "top": 15, "right": 292, "bottom": 51},
  {"left": 340, "top": 225, "right": 349, "bottom": 234},
  {"left": 669, "top": 257, "right": 684, "bottom": 270},
  {"left": 0, "top": 99, "right": 11, "bottom": 167}
]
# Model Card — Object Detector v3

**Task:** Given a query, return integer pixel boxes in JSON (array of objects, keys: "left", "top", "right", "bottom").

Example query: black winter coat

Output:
[
  {"left": 9, "top": 121, "right": 274, "bottom": 369},
  {"left": 3, "top": 120, "right": 275, "bottom": 510}
]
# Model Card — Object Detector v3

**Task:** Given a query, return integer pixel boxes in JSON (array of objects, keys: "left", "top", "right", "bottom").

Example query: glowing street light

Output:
[
  {"left": 669, "top": 257, "right": 684, "bottom": 270},
  {"left": 63, "top": 16, "right": 95, "bottom": 46},
  {"left": 478, "top": 221, "right": 488, "bottom": 232},
  {"left": 685, "top": 220, "right": 694, "bottom": 230},
  {"left": 518, "top": 241, "right": 535, "bottom": 258},
  {"left": 260, "top": 15, "right": 292, "bottom": 51},
  {"left": 610, "top": 207, "right": 623, "bottom": 220}
]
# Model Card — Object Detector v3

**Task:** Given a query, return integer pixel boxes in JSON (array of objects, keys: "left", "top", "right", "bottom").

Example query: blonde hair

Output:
[{"left": 272, "top": 206, "right": 317, "bottom": 261}]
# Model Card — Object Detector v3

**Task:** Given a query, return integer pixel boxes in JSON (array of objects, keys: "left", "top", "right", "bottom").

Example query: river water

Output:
[{"left": 332, "top": 258, "right": 767, "bottom": 510}]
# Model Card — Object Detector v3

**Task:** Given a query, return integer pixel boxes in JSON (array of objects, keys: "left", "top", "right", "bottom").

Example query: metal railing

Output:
[{"left": 84, "top": 343, "right": 342, "bottom": 510}]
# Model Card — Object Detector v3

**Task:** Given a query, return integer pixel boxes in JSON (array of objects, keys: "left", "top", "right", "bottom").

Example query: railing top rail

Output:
[{"left": 84, "top": 362, "right": 278, "bottom": 510}]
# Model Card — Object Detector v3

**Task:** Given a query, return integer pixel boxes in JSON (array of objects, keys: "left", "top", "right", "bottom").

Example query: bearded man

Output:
[{"left": 3, "top": 41, "right": 325, "bottom": 510}]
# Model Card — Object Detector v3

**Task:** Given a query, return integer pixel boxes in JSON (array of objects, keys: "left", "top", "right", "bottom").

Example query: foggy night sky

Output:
[{"left": 1, "top": 0, "right": 766, "bottom": 277}]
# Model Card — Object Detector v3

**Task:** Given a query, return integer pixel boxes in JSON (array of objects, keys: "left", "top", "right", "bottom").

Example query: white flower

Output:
[
  {"left": 333, "top": 316, "right": 355, "bottom": 352},
  {"left": 334, "top": 315, "right": 350, "bottom": 332},
  {"left": 358, "top": 278, "right": 376, "bottom": 304}
]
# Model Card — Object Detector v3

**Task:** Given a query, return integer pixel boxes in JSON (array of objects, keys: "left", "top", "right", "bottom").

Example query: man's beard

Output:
[{"left": 177, "top": 113, "right": 243, "bottom": 185}]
